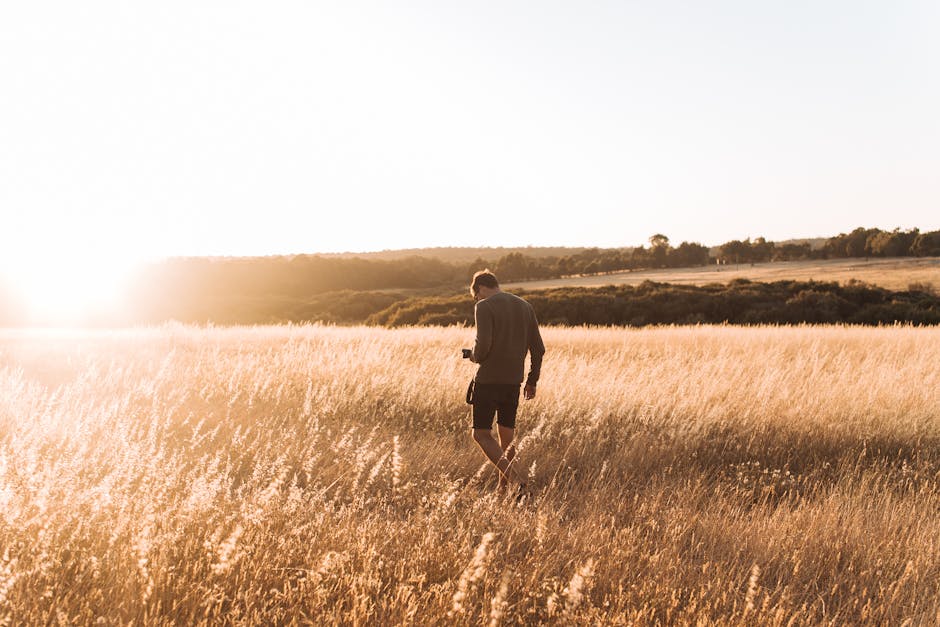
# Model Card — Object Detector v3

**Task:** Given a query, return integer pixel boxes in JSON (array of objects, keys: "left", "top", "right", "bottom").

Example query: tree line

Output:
[
  {"left": 505, "top": 227, "right": 940, "bottom": 280},
  {"left": 1, "top": 226, "right": 937, "bottom": 326},
  {"left": 716, "top": 228, "right": 940, "bottom": 265},
  {"left": 124, "top": 227, "right": 938, "bottom": 303},
  {"left": 821, "top": 227, "right": 940, "bottom": 259}
]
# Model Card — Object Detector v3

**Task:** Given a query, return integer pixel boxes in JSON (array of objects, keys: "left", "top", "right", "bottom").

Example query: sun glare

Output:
[{"left": 2, "top": 252, "right": 138, "bottom": 326}]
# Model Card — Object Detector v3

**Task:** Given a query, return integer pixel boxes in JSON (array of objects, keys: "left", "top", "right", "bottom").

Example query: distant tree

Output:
[
  {"left": 826, "top": 227, "right": 881, "bottom": 258},
  {"left": 648, "top": 234, "right": 670, "bottom": 249},
  {"left": 669, "top": 241, "right": 710, "bottom": 267},
  {"left": 630, "top": 246, "right": 650, "bottom": 269},
  {"left": 847, "top": 228, "right": 874, "bottom": 257},
  {"left": 912, "top": 231, "right": 940, "bottom": 257},
  {"left": 571, "top": 248, "right": 602, "bottom": 274},
  {"left": 750, "top": 237, "right": 774, "bottom": 263},
  {"left": 495, "top": 252, "right": 529, "bottom": 281},
  {"left": 866, "top": 228, "right": 918, "bottom": 257},
  {"left": 555, "top": 255, "right": 576, "bottom": 275},
  {"left": 719, "top": 239, "right": 752, "bottom": 264},
  {"left": 466, "top": 257, "right": 491, "bottom": 280},
  {"left": 649, "top": 234, "right": 670, "bottom": 267},
  {"left": 595, "top": 250, "right": 619, "bottom": 273},
  {"left": 774, "top": 243, "right": 812, "bottom": 261}
]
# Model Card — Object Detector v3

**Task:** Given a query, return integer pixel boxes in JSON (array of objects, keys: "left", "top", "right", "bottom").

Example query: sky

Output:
[{"left": 1, "top": 0, "right": 938, "bottom": 276}]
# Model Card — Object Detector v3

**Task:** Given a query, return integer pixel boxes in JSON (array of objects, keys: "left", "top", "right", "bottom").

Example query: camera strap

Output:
[{"left": 465, "top": 380, "right": 475, "bottom": 405}]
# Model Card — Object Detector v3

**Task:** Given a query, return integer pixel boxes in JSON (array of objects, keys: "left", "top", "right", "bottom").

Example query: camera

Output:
[{"left": 461, "top": 348, "right": 472, "bottom": 359}]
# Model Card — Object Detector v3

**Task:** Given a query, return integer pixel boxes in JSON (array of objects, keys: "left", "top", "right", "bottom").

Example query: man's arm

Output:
[
  {"left": 525, "top": 309, "right": 545, "bottom": 390},
  {"left": 471, "top": 301, "right": 493, "bottom": 363}
]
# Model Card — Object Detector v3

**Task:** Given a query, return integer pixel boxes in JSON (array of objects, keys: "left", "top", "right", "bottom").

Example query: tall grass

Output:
[{"left": 1, "top": 324, "right": 938, "bottom": 624}]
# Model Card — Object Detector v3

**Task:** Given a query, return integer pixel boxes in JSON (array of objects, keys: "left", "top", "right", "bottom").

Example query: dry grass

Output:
[
  {"left": 1, "top": 323, "right": 939, "bottom": 625},
  {"left": 504, "top": 256, "right": 940, "bottom": 292}
]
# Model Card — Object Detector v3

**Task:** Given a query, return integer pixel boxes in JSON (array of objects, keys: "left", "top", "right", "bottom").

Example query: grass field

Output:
[
  {"left": 1, "top": 324, "right": 939, "bottom": 624},
  {"left": 504, "top": 256, "right": 940, "bottom": 293}
]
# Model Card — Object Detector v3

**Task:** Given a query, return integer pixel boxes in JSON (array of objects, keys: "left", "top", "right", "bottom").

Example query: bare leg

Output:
[
  {"left": 496, "top": 425, "right": 516, "bottom": 492},
  {"left": 472, "top": 429, "right": 525, "bottom": 487}
]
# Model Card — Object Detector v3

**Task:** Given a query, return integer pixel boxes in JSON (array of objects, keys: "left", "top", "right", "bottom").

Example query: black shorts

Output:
[{"left": 471, "top": 383, "right": 520, "bottom": 430}]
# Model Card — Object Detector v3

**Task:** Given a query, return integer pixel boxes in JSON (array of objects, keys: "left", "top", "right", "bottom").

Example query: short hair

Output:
[{"left": 470, "top": 269, "right": 499, "bottom": 296}]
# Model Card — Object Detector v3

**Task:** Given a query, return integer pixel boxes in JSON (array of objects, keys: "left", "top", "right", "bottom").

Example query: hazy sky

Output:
[{"left": 2, "top": 0, "right": 939, "bottom": 269}]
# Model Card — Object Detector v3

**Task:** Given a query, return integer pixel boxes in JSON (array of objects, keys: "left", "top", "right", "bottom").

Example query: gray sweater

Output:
[{"left": 471, "top": 291, "right": 545, "bottom": 386}]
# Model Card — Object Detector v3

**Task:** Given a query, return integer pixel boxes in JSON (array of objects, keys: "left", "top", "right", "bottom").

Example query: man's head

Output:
[{"left": 470, "top": 269, "right": 500, "bottom": 301}]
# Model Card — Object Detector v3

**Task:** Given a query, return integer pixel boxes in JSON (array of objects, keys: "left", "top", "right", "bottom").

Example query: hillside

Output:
[{"left": 316, "top": 246, "right": 600, "bottom": 263}]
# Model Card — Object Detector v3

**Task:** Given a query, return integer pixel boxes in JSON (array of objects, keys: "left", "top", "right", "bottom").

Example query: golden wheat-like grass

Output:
[{"left": 0, "top": 323, "right": 938, "bottom": 625}]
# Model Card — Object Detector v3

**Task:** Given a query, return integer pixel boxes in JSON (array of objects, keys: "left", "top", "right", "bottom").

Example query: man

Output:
[{"left": 467, "top": 269, "right": 545, "bottom": 497}]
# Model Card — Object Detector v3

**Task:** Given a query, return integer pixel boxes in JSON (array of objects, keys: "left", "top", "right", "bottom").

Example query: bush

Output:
[{"left": 365, "top": 281, "right": 940, "bottom": 328}]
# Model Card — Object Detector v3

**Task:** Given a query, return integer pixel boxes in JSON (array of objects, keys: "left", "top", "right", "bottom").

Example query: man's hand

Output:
[{"left": 523, "top": 384, "right": 536, "bottom": 400}]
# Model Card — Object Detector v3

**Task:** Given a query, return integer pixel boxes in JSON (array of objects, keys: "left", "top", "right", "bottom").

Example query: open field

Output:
[
  {"left": 1, "top": 324, "right": 939, "bottom": 624},
  {"left": 504, "top": 256, "right": 940, "bottom": 292}
]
